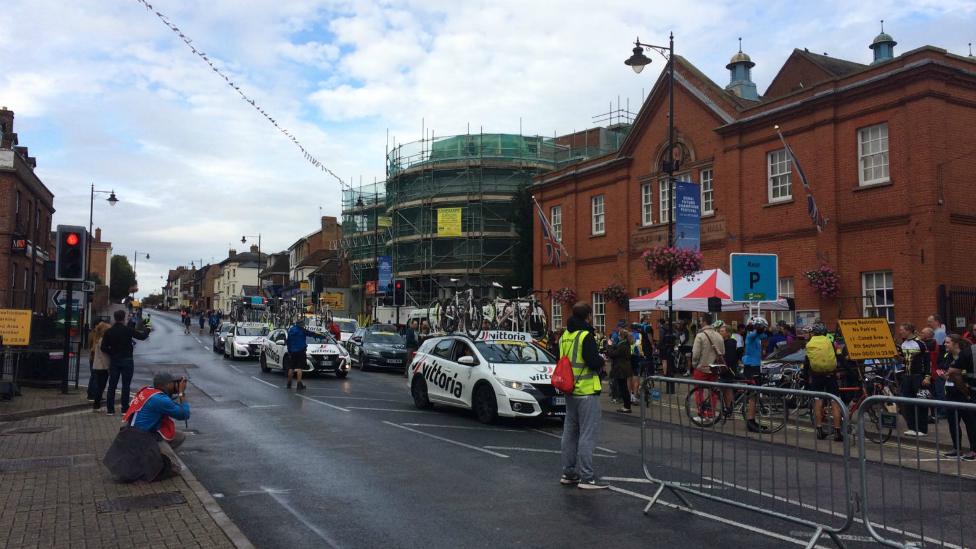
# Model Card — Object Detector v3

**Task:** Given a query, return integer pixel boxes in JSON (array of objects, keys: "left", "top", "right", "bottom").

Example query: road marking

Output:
[
  {"left": 347, "top": 406, "right": 434, "bottom": 413},
  {"left": 602, "top": 476, "right": 652, "bottom": 483},
  {"left": 228, "top": 364, "right": 242, "bottom": 373},
  {"left": 789, "top": 531, "right": 876, "bottom": 543},
  {"left": 247, "top": 404, "right": 281, "bottom": 409},
  {"left": 608, "top": 485, "right": 820, "bottom": 548},
  {"left": 201, "top": 345, "right": 209, "bottom": 351},
  {"left": 530, "top": 428, "right": 618, "bottom": 454},
  {"left": 263, "top": 488, "right": 342, "bottom": 549},
  {"left": 307, "top": 395, "right": 406, "bottom": 403},
  {"left": 402, "top": 423, "right": 522, "bottom": 432},
  {"left": 383, "top": 421, "right": 509, "bottom": 458},
  {"left": 250, "top": 376, "right": 279, "bottom": 389},
  {"left": 297, "top": 394, "right": 350, "bottom": 412},
  {"left": 482, "top": 446, "right": 616, "bottom": 458}
]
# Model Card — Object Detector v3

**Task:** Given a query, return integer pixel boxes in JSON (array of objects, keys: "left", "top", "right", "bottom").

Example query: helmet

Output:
[
  {"left": 748, "top": 316, "right": 768, "bottom": 328},
  {"left": 810, "top": 322, "right": 828, "bottom": 336}
]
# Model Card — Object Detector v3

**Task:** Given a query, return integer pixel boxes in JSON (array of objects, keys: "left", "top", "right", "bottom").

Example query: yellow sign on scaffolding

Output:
[
  {"left": 377, "top": 216, "right": 392, "bottom": 228},
  {"left": 320, "top": 292, "right": 345, "bottom": 310},
  {"left": 0, "top": 309, "right": 32, "bottom": 346},
  {"left": 437, "top": 208, "right": 462, "bottom": 237}
]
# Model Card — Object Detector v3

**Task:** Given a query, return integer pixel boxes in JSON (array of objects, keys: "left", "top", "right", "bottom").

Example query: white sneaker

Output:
[
  {"left": 903, "top": 430, "right": 927, "bottom": 437},
  {"left": 692, "top": 417, "right": 704, "bottom": 425}
]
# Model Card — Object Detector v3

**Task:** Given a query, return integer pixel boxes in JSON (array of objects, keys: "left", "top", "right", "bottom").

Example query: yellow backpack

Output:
[{"left": 806, "top": 336, "right": 837, "bottom": 374}]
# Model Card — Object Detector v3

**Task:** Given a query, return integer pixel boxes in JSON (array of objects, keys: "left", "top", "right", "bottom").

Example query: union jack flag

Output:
[
  {"left": 776, "top": 126, "right": 828, "bottom": 233},
  {"left": 533, "top": 196, "right": 568, "bottom": 267}
]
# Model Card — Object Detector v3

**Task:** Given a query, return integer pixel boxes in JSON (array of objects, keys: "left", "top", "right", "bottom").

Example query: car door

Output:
[
  {"left": 267, "top": 330, "right": 285, "bottom": 369},
  {"left": 423, "top": 338, "right": 460, "bottom": 405},
  {"left": 451, "top": 340, "right": 479, "bottom": 405}
]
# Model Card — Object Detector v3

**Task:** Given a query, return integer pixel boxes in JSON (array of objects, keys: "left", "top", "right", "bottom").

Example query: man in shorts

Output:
[
  {"left": 741, "top": 316, "right": 769, "bottom": 433},
  {"left": 285, "top": 319, "right": 309, "bottom": 391},
  {"left": 804, "top": 323, "right": 843, "bottom": 442}
]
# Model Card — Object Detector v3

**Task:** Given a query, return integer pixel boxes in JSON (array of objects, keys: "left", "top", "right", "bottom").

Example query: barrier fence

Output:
[{"left": 639, "top": 375, "right": 976, "bottom": 549}]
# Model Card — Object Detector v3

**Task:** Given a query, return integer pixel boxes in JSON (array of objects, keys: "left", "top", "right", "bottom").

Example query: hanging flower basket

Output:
[
  {"left": 602, "top": 283, "right": 630, "bottom": 308},
  {"left": 553, "top": 287, "right": 578, "bottom": 307},
  {"left": 641, "top": 246, "right": 704, "bottom": 281},
  {"left": 804, "top": 264, "right": 840, "bottom": 298}
]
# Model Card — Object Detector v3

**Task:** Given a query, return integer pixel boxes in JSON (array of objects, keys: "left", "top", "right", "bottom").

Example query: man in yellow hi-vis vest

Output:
[{"left": 559, "top": 302, "right": 609, "bottom": 490}]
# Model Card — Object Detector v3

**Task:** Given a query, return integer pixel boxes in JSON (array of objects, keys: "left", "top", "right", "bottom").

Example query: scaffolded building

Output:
[{"left": 342, "top": 129, "right": 629, "bottom": 312}]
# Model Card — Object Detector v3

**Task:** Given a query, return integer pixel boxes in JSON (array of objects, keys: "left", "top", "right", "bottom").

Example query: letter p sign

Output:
[
  {"left": 749, "top": 272, "right": 760, "bottom": 289},
  {"left": 730, "top": 253, "right": 779, "bottom": 303}
]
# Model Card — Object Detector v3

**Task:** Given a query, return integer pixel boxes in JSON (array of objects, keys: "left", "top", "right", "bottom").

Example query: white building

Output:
[{"left": 213, "top": 247, "right": 265, "bottom": 312}]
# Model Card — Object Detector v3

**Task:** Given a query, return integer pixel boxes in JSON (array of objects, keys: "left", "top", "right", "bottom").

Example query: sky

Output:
[{"left": 1, "top": 0, "right": 973, "bottom": 297}]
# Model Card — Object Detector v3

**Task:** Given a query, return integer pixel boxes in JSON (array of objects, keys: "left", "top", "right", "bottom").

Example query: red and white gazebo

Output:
[{"left": 628, "top": 269, "right": 791, "bottom": 313}]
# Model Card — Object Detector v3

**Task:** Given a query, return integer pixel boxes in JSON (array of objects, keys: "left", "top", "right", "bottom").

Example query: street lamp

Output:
[
  {"left": 132, "top": 251, "right": 149, "bottom": 302},
  {"left": 626, "top": 33, "right": 677, "bottom": 381},
  {"left": 241, "top": 234, "right": 263, "bottom": 292},
  {"left": 83, "top": 185, "right": 118, "bottom": 334}
]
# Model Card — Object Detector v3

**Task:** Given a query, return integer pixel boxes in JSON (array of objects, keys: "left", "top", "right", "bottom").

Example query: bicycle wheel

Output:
[
  {"left": 439, "top": 300, "right": 458, "bottom": 334},
  {"left": 863, "top": 402, "right": 893, "bottom": 444},
  {"left": 685, "top": 387, "right": 720, "bottom": 427},
  {"left": 463, "top": 302, "right": 483, "bottom": 339},
  {"left": 754, "top": 392, "right": 788, "bottom": 433}
]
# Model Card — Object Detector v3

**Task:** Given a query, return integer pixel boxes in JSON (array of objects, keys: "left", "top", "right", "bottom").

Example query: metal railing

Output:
[{"left": 640, "top": 375, "right": 854, "bottom": 548}]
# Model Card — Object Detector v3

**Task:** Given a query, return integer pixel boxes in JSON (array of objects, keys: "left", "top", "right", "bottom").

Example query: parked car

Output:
[
  {"left": 260, "top": 328, "right": 350, "bottom": 378},
  {"left": 213, "top": 323, "right": 234, "bottom": 353}
]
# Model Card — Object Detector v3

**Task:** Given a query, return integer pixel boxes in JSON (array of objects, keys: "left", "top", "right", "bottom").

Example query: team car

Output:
[
  {"left": 407, "top": 331, "right": 565, "bottom": 424},
  {"left": 213, "top": 323, "right": 234, "bottom": 353},
  {"left": 349, "top": 328, "right": 409, "bottom": 371},
  {"left": 259, "top": 328, "right": 350, "bottom": 378},
  {"left": 223, "top": 322, "right": 270, "bottom": 359}
]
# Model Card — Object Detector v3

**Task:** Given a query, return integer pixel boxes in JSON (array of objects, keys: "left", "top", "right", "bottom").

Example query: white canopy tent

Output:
[{"left": 628, "top": 269, "right": 791, "bottom": 313}]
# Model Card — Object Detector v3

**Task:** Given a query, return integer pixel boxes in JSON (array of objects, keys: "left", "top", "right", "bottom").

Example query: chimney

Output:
[
  {"left": 0, "top": 108, "right": 13, "bottom": 149},
  {"left": 94, "top": 227, "right": 102, "bottom": 242},
  {"left": 228, "top": 249, "right": 237, "bottom": 258},
  {"left": 321, "top": 215, "right": 338, "bottom": 240},
  {"left": 249, "top": 245, "right": 259, "bottom": 253}
]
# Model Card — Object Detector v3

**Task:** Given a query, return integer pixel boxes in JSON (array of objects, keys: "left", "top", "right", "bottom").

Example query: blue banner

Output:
[
  {"left": 378, "top": 256, "right": 393, "bottom": 294},
  {"left": 674, "top": 180, "right": 701, "bottom": 252}
]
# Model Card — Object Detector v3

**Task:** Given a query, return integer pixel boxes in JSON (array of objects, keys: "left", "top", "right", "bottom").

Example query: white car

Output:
[
  {"left": 224, "top": 322, "right": 270, "bottom": 360},
  {"left": 259, "top": 328, "right": 350, "bottom": 378},
  {"left": 407, "top": 331, "right": 565, "bottom": 424},
  {"left": 331, "top": 317, "right": 359, "bottom": 343}
]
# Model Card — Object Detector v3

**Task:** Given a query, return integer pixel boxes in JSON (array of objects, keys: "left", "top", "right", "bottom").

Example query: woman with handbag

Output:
[{"left": 942, "top": 334, "right": 976, "bottom": 460}]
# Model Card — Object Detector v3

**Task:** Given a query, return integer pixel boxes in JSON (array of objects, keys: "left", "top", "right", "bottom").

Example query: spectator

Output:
[
  {"left": 608, "top": 327, "right": 633, "bottom": 413},
  {"left": 928, "top": 314, "right": 947, "bottom": 347},
  {"left": 742, "top": 317, "right": 769, "bottom": 433},
  {"left": 690, "top": 315, "right": 726, "bottom": 423},
  {"left": 963, "top": 323, "right": 976, "bottom": 345},
  {"left": 733, "top": 324, "right": 746, "bottom": 362},
  {"left": 89, "top": 322, "right": 111, "bottom": 412},
  {"left": 766, "top": 327, "right": 787, "bottom": 357},
  {"left": 921, "top": 327, "right": 946, "bottom": 421},
  {"left": 897, "top": 323, "right": 929, "bottom": 436},
  {"left": 718, "top": 323, "right": 738, "bottom": 411},
  {"left": 285, "top": 319, "right": 310, "bottom": 391},
  {"left": 101, "top": 310, "right": 150, "bottom": 415},
  {"left": 942, "top": 334, "right": 976, "bottom": 460}
]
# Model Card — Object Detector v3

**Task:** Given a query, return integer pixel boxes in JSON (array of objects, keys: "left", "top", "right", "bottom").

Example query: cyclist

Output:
[
  {"left": 897, "top": 323, "right": 929, "bottom": 437},
  {"left": 804, "top": 323, "right": 844, "bottom": 442},
  {"left": 182, "top": 310, "right": 191, "bottom": 335},
  {"left": 198, "top": 312, "right": 206, "bottom": 335},
  {"left": 742, "top": 316, "right": 769, "bottom": 433}
]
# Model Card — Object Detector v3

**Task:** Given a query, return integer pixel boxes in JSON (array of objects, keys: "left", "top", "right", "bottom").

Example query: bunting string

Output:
[{"left": 134, "top": 0, "right": 349, "bottom": 190}]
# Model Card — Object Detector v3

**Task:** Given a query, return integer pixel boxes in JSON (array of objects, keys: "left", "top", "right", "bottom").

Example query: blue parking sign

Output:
[{"left": 730, "top": 253, "right": 778, "bottom": 302}]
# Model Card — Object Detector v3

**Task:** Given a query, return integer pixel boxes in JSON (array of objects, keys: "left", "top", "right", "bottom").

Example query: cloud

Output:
[{"left": 0, "top": 0, "right": 971, "bottom": 296}]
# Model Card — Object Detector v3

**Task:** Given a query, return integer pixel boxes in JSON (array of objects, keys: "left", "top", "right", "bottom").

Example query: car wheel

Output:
[
  {"left": 359, "top": 351, "right": 368, "bottom": 371},
  {"left": 335, "top": 370, "right": 348, "bottom": 379},
  {"left": 260, "top": 353, "right": 270, "bottom": 373},
  {"left": 411, "top": 376, "right": 433, "bottom": 409},
  {"left": 473, "top": 384, "right": 498, "bottom": 424}
]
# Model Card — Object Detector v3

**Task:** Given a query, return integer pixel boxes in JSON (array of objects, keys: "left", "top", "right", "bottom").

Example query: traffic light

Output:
[
  {"left": 393, "top": 278, "right": 406, "bottom": 307},
  {"left": 55, "top": 225, "right": 87, "bottom": 282}
]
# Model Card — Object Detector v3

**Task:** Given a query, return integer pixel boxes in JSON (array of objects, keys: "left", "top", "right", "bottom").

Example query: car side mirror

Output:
[
  {"left": 352, "top": 336, "right": 362, "bottom": 343},
  {"left": 458, "top": 356, "right": 476, "bottom": 366}
]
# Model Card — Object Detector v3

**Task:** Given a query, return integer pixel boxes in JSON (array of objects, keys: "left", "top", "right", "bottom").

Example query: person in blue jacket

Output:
[{"left": 286, "top": 319, "right": 310, "bottom": 390}]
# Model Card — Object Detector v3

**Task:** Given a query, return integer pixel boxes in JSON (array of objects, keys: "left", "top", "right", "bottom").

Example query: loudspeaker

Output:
[
  {"left": 786, "top": 297, "right": 796, "bottom": 311},
  {"left": 707, "top": 297, "right": 722, "bottom": 312}
]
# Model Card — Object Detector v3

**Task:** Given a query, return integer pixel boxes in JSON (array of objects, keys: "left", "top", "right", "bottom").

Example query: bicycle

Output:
[
  {"left": 684, "top": 366, "right": 789, "bottom": 434},
  {"left": 809, "top": 367, "right": 898, "bottom": 444},
  {"left": 436, "top": 288, "right": 482, "bottom": 337}
]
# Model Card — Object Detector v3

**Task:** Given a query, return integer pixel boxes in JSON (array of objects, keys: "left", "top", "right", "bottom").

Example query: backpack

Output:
[
  {"left": 552, "top": 332, "right": 584, "bottom": 394},
  {"left": 807, "top": 336, "right": 837, "bottom": 374},
  {"left": 631, "top": 331, "right": 643, "bottom": 358}
]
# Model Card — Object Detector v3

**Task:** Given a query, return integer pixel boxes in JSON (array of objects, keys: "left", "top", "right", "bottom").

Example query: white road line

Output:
[
  {"left": 608, "top": 485, "right": 819, "bottom": 548},
  {"left": 247, "top": 404, "right": 282, "bottom": 409},
  {"left": 306, "top": 395, "right": 405, "bottom": 403},
  {"left": 401, "top": 423, "right": 522, "bottom": 433},
  {"left": 790, "top": 531, "right": 877, "bottom": 543},
  {"left": 228, "top": 364, "right": 242, "bottom": 373},
  {"left": 530, "top": 428, "right": 618, "bottom": 454},
  {"left": 201, "top": 345, "right": 209, "bottom": 351},
  {"left": 297, "top": 394, "right": 350, "bottom": 412},
  {"left": 483, "top": 446, "right": 616, "bottom": 458},
  {"left": 264, "top": 488, "right": 342, "bottom": 549},
  {"left": 602, "top": 476, "right": 653, "bottom": 484},
  {"left": 346, "top": 406, "right": 433, "bottom": 413},
  {"left": 383, "top": 421, "right": 509, "bottom": 458},
  {"left": 250, "top": 376, "right": 279, "bottom": 389}
]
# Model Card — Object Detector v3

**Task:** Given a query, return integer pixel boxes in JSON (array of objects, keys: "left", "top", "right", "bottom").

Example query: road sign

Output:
[
  {"left": 0, "top": 309, "right": 32, "bottom": 345},
  {"left": 730, "top": 253, "right": 778, "bottom": 302},
  {"left": 837, "top": 318, "right": 898, "bottom": 360},
  {"left": 82, "top": 281, "right": 96, "bottom": 293}
]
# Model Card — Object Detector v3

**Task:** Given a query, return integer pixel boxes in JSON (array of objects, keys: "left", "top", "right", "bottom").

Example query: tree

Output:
[
  {"left": 503, "top": 186, "right": 534, "bottom": 293},
  {"left": 110, "top": 255, "right": 136, "bottom": 301},
  {"left": 141, "top": 293, "right": 164, "bottom": 308}
]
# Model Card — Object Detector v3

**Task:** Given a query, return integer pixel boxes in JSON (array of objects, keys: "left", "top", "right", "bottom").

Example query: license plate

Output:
[
  {"left": 552, "top": 397, "right": 566, "bottom": 406},
  {"left": 387, "top": 359, "right": 402, "bottom": 364}
]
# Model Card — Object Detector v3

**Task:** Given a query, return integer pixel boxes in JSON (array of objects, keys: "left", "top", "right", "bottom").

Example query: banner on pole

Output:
[
  {"left": 378, "top": 256, "right": 392, "bottom": 294},
  {"left": 674, "top": 180, "right": 701, "bottom": 252},
  {"left": 437, "top": 208, "right": 462, "bottom": 237}
]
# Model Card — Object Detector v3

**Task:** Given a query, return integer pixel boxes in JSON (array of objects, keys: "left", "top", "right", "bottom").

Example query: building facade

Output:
[
  {"left": 214, "top": 248, "right": 264, "bottom": 312},
  {"left": 534, "top": 36, "right": 976, "bottom": 334},
  {"left": 0, "top": 108, "right": 55, "bottom": 313}
]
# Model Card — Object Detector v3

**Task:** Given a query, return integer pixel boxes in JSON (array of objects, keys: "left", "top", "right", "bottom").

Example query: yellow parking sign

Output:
[
  {"left": 0, "top": 309, "right": 32, "bottom": 346},
  {"left": 837, "top": 318, "right": 898, "bottom": 360}
]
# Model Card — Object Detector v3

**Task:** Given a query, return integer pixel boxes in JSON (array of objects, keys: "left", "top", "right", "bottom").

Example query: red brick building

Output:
[
  {"left": 533, "top": 35, "right": 976, "bottom": 334},
  {"left": 0, "top": 108, "right": 55, "bottom": 313}
]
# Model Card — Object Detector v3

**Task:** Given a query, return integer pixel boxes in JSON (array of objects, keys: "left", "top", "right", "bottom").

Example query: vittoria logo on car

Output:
[{"left": 421, "top": 360, "right": 463, "bottom": 398}]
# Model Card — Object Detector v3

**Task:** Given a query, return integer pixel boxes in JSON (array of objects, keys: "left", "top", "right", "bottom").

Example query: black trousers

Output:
[
  {"left": 612, "top": 378, "right": 631, "bottom": 410},
  {"left": 900, "top": 374, "right": 929, "bottom": 433},
  {"left": 91, "top": 370, "right": 109, "bottom": 410},
  {"left": 947, "top": 392, "right": 976, "bottom": 452}
]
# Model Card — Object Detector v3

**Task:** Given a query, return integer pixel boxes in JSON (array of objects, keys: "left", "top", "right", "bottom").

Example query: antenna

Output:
[
  {"left": 738, "top": 37, "right": 742, "bottom": 52},
  {"left": 880, "top": 19, "right": 884, "bottom": 33}
]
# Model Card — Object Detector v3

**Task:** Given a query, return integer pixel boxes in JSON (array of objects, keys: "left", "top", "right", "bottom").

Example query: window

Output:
[
  {"left": 771, "top": 277, "right": 795, "bottom": 326},
  {"left": 641, "top": 183, "right": 653, "bottom": 226},
  {"left": 591, "top": 195, "right": 605, "bottom": 235},
  {"left": 858, "top": 123, "right": 889, "bottom": 186},
  {"left": 862, "top": 271, "right": 894, "bottom": 323},
  {"left": 700, "top": 168, "right": 714, "bottom": 215},
  {"left": 591, "top": 292, "right": 605, "bottom": 334},
  {"left": 767, "top": 149, "right": 792, "bottom": 202},
  {"left": 659, "top": 178, "right": 673, "bottom": 223},
  {"left": 550, "top": 205, "right": 562, "bottom": 242},
  {"left": 551, "top": 298, "right": 563, "bottom": 330},
  {"left": 432, "top": 338, "right": 455, "bottom": 359},
  {"left": 14, "top": 190, "right": 19, "bottom": 222}
]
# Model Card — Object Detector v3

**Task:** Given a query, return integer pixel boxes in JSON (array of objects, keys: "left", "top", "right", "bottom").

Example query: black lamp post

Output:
[
  {"left": 241, "top": 234, "right": 262, "bottom": 295},
  {"left": 626, "top": 32, "right": 676, "bottom": 375},
  {"left": 84, "top": 185, "right": 118, "bottom": 333}
]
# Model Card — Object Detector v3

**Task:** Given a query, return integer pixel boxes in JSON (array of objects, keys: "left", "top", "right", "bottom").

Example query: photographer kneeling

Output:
[{"left": 104, "top": 372, "right": 191, "bottom": 483}]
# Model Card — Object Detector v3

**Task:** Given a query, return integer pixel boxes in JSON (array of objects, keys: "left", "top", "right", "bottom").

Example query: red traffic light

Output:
[
  {"left": 65, "top": 233, "right": 80, "bottom": 246},
  {"left": 395, "top": 282, "right": 402, "bottom": 289}
]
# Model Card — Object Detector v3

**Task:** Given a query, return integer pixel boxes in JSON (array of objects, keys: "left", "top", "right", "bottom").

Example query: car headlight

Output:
[
  {"left": 367, "top": 350, "right": 383, "bottom": 357},
  {"left": 234, "top": 342, "right": 247, "bottom": 349},
  {"left": 497, "top": 379, "right": 533, "bottom": 392}
]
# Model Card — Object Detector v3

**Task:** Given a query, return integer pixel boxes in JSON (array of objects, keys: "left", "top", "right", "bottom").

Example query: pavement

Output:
[
  {"left": 0, "top": 381, "right": 251, "bottom": 548},
  {"left": 24, "top": 310, "right": 973, "bottom": 549}
]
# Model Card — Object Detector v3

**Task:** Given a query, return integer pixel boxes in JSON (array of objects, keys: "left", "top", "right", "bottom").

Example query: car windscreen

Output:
[
  {"left": 474, "top": 341, "right": 554, "bottom": 364},
  {"left": 237, "top": 327, "right": 269, "bottom": 337},
  {"left": 306, "top": 332, "right": 334, "bottom": 344},
  {"left": 336, "top": 321, "right": 357, "bottom": 333},
  {"left": 365, "top": 333, "right": 404, "bottom": 345}
]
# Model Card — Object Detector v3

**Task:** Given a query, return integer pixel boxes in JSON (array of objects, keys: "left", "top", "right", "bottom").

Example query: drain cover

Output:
[
  {"left": 1, "top": 425, "right": 62, "bottom": 435},
  {"left": 0, "top": 455, "right": 76, "bottom": 472},
  {"left": 96, "top": 492, "right": 187, "bottom": 513}
]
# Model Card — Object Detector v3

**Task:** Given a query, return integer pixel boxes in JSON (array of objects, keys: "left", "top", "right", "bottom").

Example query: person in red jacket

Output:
[{"left": 328, "top": 320, "right": 341, "bottom": 341}]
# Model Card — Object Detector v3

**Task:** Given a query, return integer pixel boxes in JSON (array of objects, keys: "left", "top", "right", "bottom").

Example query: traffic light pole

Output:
[{"left": 61, "top": 283, "right": 72, "bottom": 394}]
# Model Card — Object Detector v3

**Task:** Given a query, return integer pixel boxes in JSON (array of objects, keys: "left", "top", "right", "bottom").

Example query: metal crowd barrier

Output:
[
  {"left": 856, "top": 395, "right": 976, "bottom": 549},
  {"left": 640, "top": 375, "right": 854, "bottom": 548}
]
